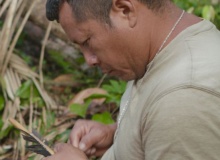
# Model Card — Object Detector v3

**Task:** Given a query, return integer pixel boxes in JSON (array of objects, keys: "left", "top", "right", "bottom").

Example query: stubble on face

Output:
[{"left": 59, "top": 1, "right": 148, "bottom": 81}]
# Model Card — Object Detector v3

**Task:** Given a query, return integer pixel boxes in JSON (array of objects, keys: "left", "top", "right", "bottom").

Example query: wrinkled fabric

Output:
[{"left": 101, "top": 20, "right": 220, "bottom": 160}]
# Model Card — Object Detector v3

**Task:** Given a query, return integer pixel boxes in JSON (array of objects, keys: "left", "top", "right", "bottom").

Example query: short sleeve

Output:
[{"left": 142, "top": 88, "right": 220, "bottom": 160}]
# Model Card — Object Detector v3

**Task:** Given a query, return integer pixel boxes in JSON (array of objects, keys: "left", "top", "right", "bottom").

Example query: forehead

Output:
[
  {"left": 59, "top": 2, "right": 85, "bottom": 42},
  {"left": 59, "top": 2, "right": 110, "bottom": 43}
]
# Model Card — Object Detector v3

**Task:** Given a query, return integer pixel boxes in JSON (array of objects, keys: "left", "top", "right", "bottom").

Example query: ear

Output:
[{"left": 110, "top": 0, "right": 137, "bottom": 28}]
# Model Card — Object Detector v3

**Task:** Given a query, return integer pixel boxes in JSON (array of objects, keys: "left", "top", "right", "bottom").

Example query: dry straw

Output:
[{"left": 0, "top": 0, "right": 58, "bottom": 159}]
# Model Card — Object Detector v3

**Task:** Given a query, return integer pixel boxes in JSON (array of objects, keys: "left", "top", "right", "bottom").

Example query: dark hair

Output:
[{"left": 46, "top": 0, "right": 168, "bottom": 23}]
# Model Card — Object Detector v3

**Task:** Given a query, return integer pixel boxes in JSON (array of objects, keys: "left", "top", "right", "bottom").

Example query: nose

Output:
[{"left": 83, "top": 51, "right": 99, "bottom": 67}]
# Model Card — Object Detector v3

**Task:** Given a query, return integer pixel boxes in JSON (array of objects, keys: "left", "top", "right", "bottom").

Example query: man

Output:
[{"left": 44, "top": 0, "right": 220, "bottom": 159}]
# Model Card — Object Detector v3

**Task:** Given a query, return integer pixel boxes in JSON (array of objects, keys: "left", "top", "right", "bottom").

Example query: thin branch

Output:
[
  {"left": 97, "top": 73, "right": 107, "bottom": 88},
  {"left": 29, "top": 84, "right": 33, "bottom": 132},
  {"left": 39, "top": 22, "right": 52, "bottom": 87},
  {"left": 0, "top": 0, "right": 11, "bottom": 18}
]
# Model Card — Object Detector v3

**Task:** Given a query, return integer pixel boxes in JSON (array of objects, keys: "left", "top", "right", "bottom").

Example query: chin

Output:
[
  {"left": 116, "top": 74, "right": 137, "bottom": 82},
  {"left": 108, "top": 70, "right": 140, "bottom": 81}
]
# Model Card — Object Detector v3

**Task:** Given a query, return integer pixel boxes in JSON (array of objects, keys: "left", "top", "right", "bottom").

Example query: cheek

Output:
[{"left": 90, "top": 35, "right": 128, "bottom": 64}]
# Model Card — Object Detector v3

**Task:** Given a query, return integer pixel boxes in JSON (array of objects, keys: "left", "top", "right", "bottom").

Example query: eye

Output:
[{"left": 82, "top": 38, "right": 90, "bottom": 47}]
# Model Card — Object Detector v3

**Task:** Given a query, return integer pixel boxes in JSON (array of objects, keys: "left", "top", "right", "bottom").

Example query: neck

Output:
[
  {"left": 147, "top": 6, "right": 183, "bottom": 63},
  {"left": 146, "top": 5, "right": 202, "bottom": 65}
]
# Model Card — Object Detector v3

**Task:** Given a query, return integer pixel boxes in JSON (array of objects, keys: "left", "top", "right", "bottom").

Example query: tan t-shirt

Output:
[{"left": 101, "top": 20, "right": 220, "bottom": 160}]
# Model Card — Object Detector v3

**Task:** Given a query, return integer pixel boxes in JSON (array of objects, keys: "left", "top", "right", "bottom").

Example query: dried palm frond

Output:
[{"left": 9, "top": 118, "right": 54, "bottom": 157}]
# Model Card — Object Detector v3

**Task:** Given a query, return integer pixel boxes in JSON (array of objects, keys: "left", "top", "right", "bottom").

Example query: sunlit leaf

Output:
[
  {"left": 16, "top": 80, "right": 40, "bottom": 99},
  {"left": 101, "top": 80, "right": 126, "bottom": 106},
  {"left": 16, "top": 80, "right": 45, "bottom": 107},
  {"left": 69, "top": 101, "right": 90, "bottom": 118},
  {"left": 202, "top": 5, "right": 216, "bottom": 21},
  {"left": 68, "top": 88, "right": 107, "bottom": 105},
  {"left": 92, "top": 112, "right": 115, "bottom": 124},
  {"left": 102, "top": 80, "right": 126, "bottom": 94},
  {"left": 16, "top": 80, "right": 32, "bottom": 98}
]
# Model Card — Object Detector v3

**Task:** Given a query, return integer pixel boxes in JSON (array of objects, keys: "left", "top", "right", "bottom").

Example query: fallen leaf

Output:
[{"left": 68, "top": 88, "right": 107, "bottom": 107}]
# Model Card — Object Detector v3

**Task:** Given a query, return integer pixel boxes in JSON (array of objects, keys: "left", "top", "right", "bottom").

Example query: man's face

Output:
[{"left": 59, "top": 2, "right": 147, "bottom": 81}]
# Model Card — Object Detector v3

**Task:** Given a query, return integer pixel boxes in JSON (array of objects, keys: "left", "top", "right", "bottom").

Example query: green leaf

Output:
[
  {"left": 0, "top": 122, "right": 13, "bottom": 139},
  {"left": 16, "top": 80, "right": 32, "bottom": 98},
  {"left": 0, "top": 117, "right": 3, "bottom": 129},
  {"left": 16, "top": 80, "right": 41, "bottom": 99},
  {"left": 28, "top": 156, "right": 35, "bottom": 160},
  {"left": 101, "top": 80, "right": 126, "bottom": 106},
  {"left": 55, "top": 129, "right": 71, "bottom": 142},
  {"left": 85, "top": 93, "right": 109, "bottom": 101},
  {"left": 16, "top": 80, "right": 45, "bottom": 107},
  {"left": 102, "top": 80, "right": 126, "bottom": 95},
  {"left": 32, "top": 97, "right": 45, "bottom": 107},
  {"left": 92, "top": 112, "right": 115, "bottom": 124},
  {"left": 69, "top": 101, "right": 90, "bottom": 118},
  {"left": 45, "top": 111, "right": 55, "bottom": 129},
  {"left": 202, "top": 5, "right": 216, "bottom": 21},
  {"left": 110, "top": 80, "right": 121, "bottom": 93},
  {"left": 0, "top": 96, "right": 5, "bottom": 111}
]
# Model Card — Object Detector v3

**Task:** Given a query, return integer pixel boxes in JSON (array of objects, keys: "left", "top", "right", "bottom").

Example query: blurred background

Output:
[{"left": 0, "top": 0, "right": 219, "bottom": 159}]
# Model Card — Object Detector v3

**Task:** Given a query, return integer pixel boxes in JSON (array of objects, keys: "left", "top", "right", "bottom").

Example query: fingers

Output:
[
  {"left": 53, "top": 143, "right": 65, "bottom": 152},
  {"left": 69, "top": 120, "right": 102, "bottom": 151},
  {"left": 68, "top": 120, "right": 115, "bottom": 157},
  {"left": 79, "top": 128, "right": 103, "bottom": 151},
  {"left": 42, "top": 143, "right": 88, "bottom": 160},
  {"left": 69, "top": 120, "right": 87, "bottom": 148},
  {"left": 84, "top": 146, "right": 109, "bottom": 157},
  {"left": 42, "top": 143, "right": 67, "bottom": 160},
  {"left": 85, "top": 147, "right": 96, "bottom": 155}
]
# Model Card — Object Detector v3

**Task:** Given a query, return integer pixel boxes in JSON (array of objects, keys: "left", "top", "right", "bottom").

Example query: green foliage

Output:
[
  {"left": 0, "top": 118, "right": 13, "bottom": 139},
  {"left": 3, "top": 1, "right": 220, "bottom": 159},
  {"left": 16, "top": 80, "right": 45, "bottom": 107},
  {"left": 0, "top": 95, "right": 5, "bottom": 111},
  {"left": 0, "top": 20, "right": 3, "bottom": 28},
  {"left": 173, "top": 0, "right": 220, "bottom": 29},
  {"left": 47, "top": 49, "right": 74, "bottom": 74},
  {"left": 16, "top": 31, "right": 27, "bottom": 47},
  {"left": 102, "top": 80, "right": 126, "bottom": 106},
  {"left": 0, "top": 92, "right": 10, "bottom": 140},
  {"left": 202, "top": 5, "right": 216, "bottom": 21},
  {"left": 14, "top": 49, "right": 33, "bottom": 66},
  {"left": 69, "top": 100, "right": 91, "bottom": 118},
  {"left": 92, "top": 112, "right": 114, "bottom": 124},
  {"left": 28, "top": 156, "right": 35, "bottom": 160},
  {"left": 55, "top": 129, "right": 71, "bottom": 142},
  {"left": 46, "top": 50, "right": 101, "bottom": 85},
  {"left": 44, "top": 111, "right": 56, "bottom": 130}
]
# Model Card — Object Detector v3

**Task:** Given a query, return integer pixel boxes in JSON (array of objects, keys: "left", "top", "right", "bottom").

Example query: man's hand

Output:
[
  {"left": 42, "top": 143, "right": 88, "bottom": 160},
  {"left": 68, "top": 120, "right": 117, "bottom": 157}
]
